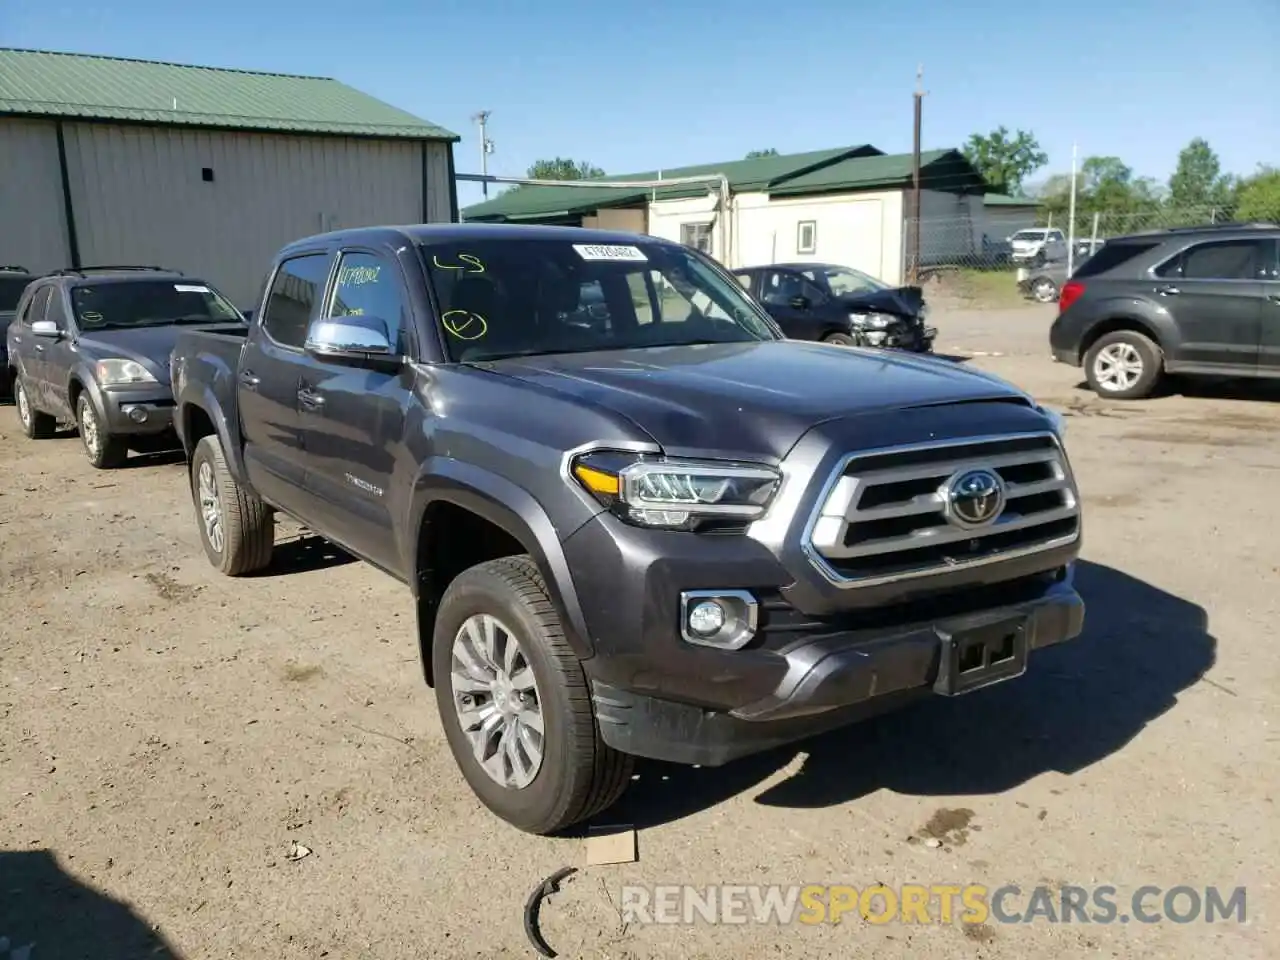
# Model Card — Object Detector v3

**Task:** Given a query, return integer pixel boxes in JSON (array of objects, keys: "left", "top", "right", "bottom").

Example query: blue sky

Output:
[{"left": 5, "top": 0, "right": 1276, "bottom": 209}]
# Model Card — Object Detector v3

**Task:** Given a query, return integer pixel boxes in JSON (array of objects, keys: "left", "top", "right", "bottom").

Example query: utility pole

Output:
[
  {"left": 472, "top": 111, "right": 494, "bottom": 197},
  {"left": 910, "top": 65, "right": 926, "bottom": 284},
  {"left": 1066, "top": 142, "right": 1079, "bottom": 277}
]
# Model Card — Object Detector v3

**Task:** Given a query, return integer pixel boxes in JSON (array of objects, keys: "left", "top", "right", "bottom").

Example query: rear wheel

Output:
[
  {"left": 1084, "top": 330, "right": 1163, "bottom": 400},
  {"left": 823, "top": 332, "right": 856, "bottom": 346},
  {"left": 190, "top": 434, "right": 274, "bottom": 575},
  {"left": 433, "top": 556, "right": 633, "bottom": 835},
  {"left": 77, "top": 395, "right": 128, "bottom": 468},
  {"left": 15, "top": 377, "right": 56, "bottom": 439}
]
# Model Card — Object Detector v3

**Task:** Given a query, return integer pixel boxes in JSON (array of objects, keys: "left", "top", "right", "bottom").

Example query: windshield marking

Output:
[
  {"left": 432, "top": 254, "right": 486, "bottom": 273},
  {"left": 573, "top": 244, "right": 648, "bottom": 262},
  {"left": 442, "top": 309, "right": 488, "bottom": 340}
]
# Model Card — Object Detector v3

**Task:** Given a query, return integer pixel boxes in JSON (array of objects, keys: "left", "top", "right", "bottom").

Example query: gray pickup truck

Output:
[{"left": 170, "top": 223, "right": 1085, "bottom": 835}]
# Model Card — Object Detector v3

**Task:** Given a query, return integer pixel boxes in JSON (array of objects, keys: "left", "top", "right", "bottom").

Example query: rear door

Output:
[
  {"left": 295, "top": 246, "right": 418, "bottom": 574},
  {"left": 238, "top": 251, "right": 333, "bottom": 508},
  {"left": 1152, "top": 238, "right": 1265, "bottom": 370},
  {"left": 1259, "top": 238, "right": 1280, "bottom": 370}
]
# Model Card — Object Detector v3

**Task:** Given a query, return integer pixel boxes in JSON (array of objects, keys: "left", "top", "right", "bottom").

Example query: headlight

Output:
[
  {"left": 850, "top": 312, "right": 892, "bottom": 329},
  {"left": 569, "top": 450, "right": 780, "bottom": 530},
  {"left": 96, "top": 358, "right": 156, "bottom": 385}
]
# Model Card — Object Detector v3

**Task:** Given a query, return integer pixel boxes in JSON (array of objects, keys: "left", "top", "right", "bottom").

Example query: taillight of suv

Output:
[{"left": 1059, "top": 281, "right": 1085, "bottom": 314}]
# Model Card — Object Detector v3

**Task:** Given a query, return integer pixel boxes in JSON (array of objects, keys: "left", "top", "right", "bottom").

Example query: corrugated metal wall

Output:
[
  {"left": 0, "top": 119, "right": 71, "bottom": 273},
  {"left": 52, "top": 122, "right": 451, "bottom": 306}
]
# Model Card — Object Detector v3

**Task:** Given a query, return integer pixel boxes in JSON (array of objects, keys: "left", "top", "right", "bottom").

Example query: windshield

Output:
[
  {"left": 71, "top": 280, "right": 242, "bottom": 330},
  {"left": 1011, "top": 231, "right": 1046, "bottom": 243},
  {"left": 420, "top": 238, "right": 779, "bottom": 362},
  {"left": 801, "top": 265, "right": 889, "bottom": 297},
  {"left": 0, "top": 276, "right": 33, "bottom": 312}
]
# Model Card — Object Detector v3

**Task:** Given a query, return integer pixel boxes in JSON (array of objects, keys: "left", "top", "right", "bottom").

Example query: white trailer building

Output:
[{"left": 0, "top": 48, "right": 459, "bottom": 306}]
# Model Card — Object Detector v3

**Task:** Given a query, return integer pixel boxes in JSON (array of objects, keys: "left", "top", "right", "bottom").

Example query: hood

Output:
[
  {"left": 839, "top": 285, "right": 925, "bottom": 318},
  {"left": 485, "top": 340, "right": 1031, "bottom": 462},
  {"left": 77, "top": 322, "right": 244, "bottom": 384}
]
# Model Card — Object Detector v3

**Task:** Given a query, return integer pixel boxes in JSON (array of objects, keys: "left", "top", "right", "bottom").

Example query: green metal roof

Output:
[
  {"left": 768, "top": 149, "right": 986, "bottom": 196},
  {"left": 462, "top": 145, "right": 883, "bottom": 221},
  {"left": 984, "top": 192, "right": 1039, "bottom": 206},
  {"left": 0, "top": 48, "right": 458, "bottom": 140}
]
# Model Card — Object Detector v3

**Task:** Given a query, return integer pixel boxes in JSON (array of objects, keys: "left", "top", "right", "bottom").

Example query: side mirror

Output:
[
  {"left": 304, "top": 315, "right": 399, "bottom": 366},
  {"left": 789, "top": 295, "right": 810, "bottom": 310},
  {"left": 31, "top": 319, "right": 61, "bottom": 338}
]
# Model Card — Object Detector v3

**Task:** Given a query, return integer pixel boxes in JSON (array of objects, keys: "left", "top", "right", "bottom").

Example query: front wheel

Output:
[
  {"left": 823, "top": 332, "right": 856, "bottom": 346},
  {"left": 1084, "top": 330, "right": 1163, "bottom": 400},
  {"left": 77, "top": 395, "right": 128, "bottom": 468},
  {"left": 433, "top": 556, "right": 633, "bottom": 835},
  {"left": 1031, "top": 277, "right": 1058, "bottom": 303},
  {"left": 190, "top": 435, "right": 274, "bottom": 575},
  {"left": 15, "top": 377, "right": 56, "bottom": 439}
]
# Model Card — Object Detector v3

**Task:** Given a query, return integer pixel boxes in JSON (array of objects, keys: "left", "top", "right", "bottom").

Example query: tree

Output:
[
  {"left": 1233, "top": 165, "right": 1280, "bottom": 221},
  {"left": 745, "top": 148, "right": 779, "bottom": 159},
  {"left": 1167, "top": 138, "right": 1232, "bottom": 210},
  {"left": 507, "top": 157, "right": 605, "bottom": 190},
  {"left": 962, "top": 127, "right": 1048, "bottom": 195}
]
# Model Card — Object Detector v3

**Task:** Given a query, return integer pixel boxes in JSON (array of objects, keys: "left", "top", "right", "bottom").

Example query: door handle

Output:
[
  {"left": 239, "top": 370, "right": 260, "bottom": 389},
  {"left": 297, "top": 387, "right": 325, "bottom": 409},
  {"left": 1155, "top": 285, "right": 1180, "bottom": 296},
  {"left": 34, "top": 344, "right": 45, "bottom": 352}
]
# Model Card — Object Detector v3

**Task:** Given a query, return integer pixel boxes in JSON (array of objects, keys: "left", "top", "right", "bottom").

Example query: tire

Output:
[
  {"left": 823, "top": 332, "right": 856, "bottom": 346},
  {"left": 77, "top": 394, "right": 128, "bottom": 468},
  {"left": 1084, "top": 330, "right": 1163, "bottom": 400},
  {"left": 432, "top": 555, "right": 633, "bottom": 835},
  {"left": 1031, "top": 277, "right": 1058, "bottom": 303},
  {"left": 190, "top": 434, "right": 274, "bottom": 575},
  {"left": 14, "top": 377, "right": 56, "bottom": 439}
]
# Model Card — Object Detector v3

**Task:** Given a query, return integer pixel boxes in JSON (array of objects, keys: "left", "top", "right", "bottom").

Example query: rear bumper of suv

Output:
[{"left": 591, "top": 576, "right": 1083, "bottom": 766}]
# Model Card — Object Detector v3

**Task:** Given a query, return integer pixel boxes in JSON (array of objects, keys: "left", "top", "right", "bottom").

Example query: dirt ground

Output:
[{"left": 2, "top": 308, "right": 1277, "bottom": 959}]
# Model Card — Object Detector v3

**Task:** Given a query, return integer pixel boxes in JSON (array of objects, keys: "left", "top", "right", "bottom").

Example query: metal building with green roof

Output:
[
  {"left": 462, "top": 146, "right": 989, "bottom": 285},
  {"left": 0, "top": 48, "right": 459, "bottom": 304}
]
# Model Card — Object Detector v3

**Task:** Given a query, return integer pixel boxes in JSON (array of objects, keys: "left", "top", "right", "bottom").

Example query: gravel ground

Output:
[{"left": 1, "top": 309, "right": 1277, "bottom": 959}]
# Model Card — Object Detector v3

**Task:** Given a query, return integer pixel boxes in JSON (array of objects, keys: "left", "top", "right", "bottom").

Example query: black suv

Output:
[
  {"left": 1049, "top": 223, "right": 1280, "bottom": 399},
  {"left": 5, "top": 266, "right": 245, "bottom": 467},
  {"left": 0, "top": 264, "right": 35, "bottom": 396}
]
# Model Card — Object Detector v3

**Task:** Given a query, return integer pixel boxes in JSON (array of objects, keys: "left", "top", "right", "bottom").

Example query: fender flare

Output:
[
  {"left": 175, "top": 385, "right": 248, "bottom": 484},
  {"left": 409, "top": 458, "right": 595, "bottom": 668},
  {"left": 67, "top": 367, "right": 109, "bottom": 427}
]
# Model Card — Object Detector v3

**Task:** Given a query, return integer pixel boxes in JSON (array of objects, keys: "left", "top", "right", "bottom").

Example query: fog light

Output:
[
  {"left": 124, "top": 405, "right": 148, "bottom": 423},
  {"left": 679, "top": 590, "right": 758, "bottom": 650},
  {"left": 687, "top": 601, "right": 726, "bottom": 636}
]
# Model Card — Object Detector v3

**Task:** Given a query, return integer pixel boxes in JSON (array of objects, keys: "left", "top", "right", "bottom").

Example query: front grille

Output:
[{"left": 806, "top": 433, "right": 1079, "bottom": 584}]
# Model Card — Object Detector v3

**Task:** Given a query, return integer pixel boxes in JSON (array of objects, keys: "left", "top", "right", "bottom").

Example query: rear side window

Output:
[
  {"left": 1156, "top": 240, "right": 1261, "bottom": 281},
  {"left": 262, "top": 254, "right": 330, "bottom": 349},
  {"left": 1071, "top": 242, "right": 1161, "bottom": 278}
]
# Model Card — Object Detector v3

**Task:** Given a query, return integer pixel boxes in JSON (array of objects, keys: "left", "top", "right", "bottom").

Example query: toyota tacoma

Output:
[{"left": 170, "top": 224, "right": 1085, "bottom": 835}]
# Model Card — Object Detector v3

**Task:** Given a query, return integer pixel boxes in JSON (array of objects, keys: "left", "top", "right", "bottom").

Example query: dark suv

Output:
[
  {"left": 6, "top": 266, "right": 245, "bottom": 467},
  {"left": 1049, "top": 223, "right": 1280, "bottom": 399}
]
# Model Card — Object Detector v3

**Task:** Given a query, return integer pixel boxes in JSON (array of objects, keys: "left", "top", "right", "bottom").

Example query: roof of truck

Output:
[{"left": 279, "top": 222, "right": 687, "bottom": 256}]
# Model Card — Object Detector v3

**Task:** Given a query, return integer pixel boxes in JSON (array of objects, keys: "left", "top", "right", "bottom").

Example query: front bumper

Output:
[
  {"left": 592, "top": 575, "right": 1083, "bottom": 766},
  {"left": 98, "top": 384, "right": 176, "bottom": 435},
  {"left": 859, "top": 323, "right": 936, "bottom": 352}
]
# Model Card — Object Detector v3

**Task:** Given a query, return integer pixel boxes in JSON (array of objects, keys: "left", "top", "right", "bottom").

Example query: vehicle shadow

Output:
[
  {"left": 933, "top": 353, "right": 973, "bottom": 364},
  {"left": 0, "top": 849, "right": 181, "bottom": 959},
  {"left": 120, "top": 449, "right": 186, "bottom": 470},
  {"left": 250, "top": 533, "right": 355, "bottom": 577},
  {"left": 1072, "top": 377, "right": 1280, "bottom": 404},
  {"left": 613, "top": 560, "right": 1215, "bottom": 828}
]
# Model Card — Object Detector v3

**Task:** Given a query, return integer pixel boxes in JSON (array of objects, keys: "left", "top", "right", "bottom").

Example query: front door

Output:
[
  {"left": 41, "top": 287, "right": 79, "bottom": 420},
  {"left": 758, "top": 269, "right": 827, "bottom": 340},
  {"left": 1153, "top": 238, "right": 1265, "bottom": 371},
  {"left": 238, "top": 251, "right": 333, "bottom": 509},
  {"left": 296, "top": 248, "right": 417, "bottom": 575}
]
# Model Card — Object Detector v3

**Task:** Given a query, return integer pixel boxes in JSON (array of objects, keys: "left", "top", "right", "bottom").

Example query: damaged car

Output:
[{"left": 733, "top": 262, "right": 936, "bottom": 352}]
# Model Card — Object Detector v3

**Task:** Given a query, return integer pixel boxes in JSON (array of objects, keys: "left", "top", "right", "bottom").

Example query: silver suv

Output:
[{"left": 1010, "top": 228, "right": 1067, "bottom": 265}]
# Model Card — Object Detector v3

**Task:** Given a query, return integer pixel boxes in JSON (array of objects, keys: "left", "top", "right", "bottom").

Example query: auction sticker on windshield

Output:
[
  {"left": 174, "top": 284, "right": 211, "bottom": 293},
  {"left": 573, "top": 244, "right": 648, "bottom": 262}
]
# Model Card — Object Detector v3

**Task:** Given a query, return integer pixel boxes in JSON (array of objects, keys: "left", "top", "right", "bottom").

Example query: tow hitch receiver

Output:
[{"left": 933, "top": 615, "right": 1029, "bottom": 696}]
